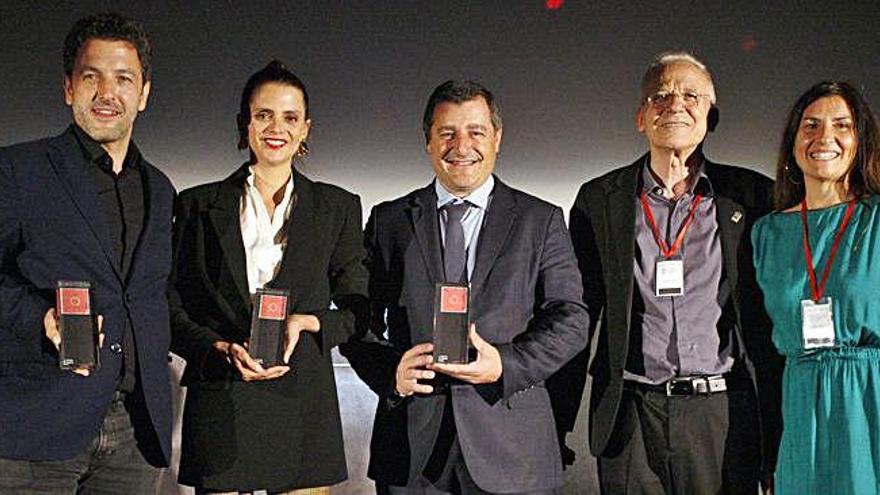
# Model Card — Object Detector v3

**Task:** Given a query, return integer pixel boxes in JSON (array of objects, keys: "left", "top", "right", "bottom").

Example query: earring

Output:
[{"left": 296, "top": 141, "right": 310, "bottom": 158}]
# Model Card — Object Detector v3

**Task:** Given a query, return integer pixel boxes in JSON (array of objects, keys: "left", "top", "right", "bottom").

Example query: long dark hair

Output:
[{"left": 775, "top": 81, "right": 880, "bottom": 210}]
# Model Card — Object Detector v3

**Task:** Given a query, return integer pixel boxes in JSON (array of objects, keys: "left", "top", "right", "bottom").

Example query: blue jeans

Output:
[{"left": 0, "top": 392, "right": 162, "bottom": 494}]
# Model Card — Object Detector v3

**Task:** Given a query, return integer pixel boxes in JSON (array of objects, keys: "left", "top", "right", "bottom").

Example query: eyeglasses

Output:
[{"left": 645, "top": 90, "right": 712, "bottom": 108}]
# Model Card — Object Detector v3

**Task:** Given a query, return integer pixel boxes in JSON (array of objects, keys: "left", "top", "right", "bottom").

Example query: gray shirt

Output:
[{"left": 624, "top": 159, "right": 733, "bottom": 385}]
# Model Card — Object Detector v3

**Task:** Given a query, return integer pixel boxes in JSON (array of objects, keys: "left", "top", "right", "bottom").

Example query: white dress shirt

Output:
[{"left": 240, "top": 166, "right": 294, "bottom": 295}]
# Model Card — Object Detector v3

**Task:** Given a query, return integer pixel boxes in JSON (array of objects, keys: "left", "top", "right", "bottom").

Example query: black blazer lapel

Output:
[
  {"left": 207, "top": 165, "right": 251, "bottom": 309},
  {"left": 706, "top": 162, "right": 747, "bottom": 295},
  {"left": 407, "top": 184, "right": 443, "bottom": 286},
  {"left": 713, "top": 196, "right": 745, "bottom": 297},
  {"left": 605, "top": 160, "right": 640, "bottom": 331},
  {"left": 470, "top": 178, "right": 517, "bottom": 298},
  {"left": 269, "top": 168, "right": 322, "bottom": 305},
  {"left": 46, "top": 129, "right": 123, "bottom": 284}
]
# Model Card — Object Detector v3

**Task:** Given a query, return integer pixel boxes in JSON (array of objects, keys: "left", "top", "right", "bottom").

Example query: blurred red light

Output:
[
  {"left": 741, "top": 34, "right": 758, "bottom": 53},
  {"left": 546, "top": 0, "right": 563, "bottom": 10}
]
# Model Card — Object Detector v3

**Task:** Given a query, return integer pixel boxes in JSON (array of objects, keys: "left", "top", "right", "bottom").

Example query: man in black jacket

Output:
[
  {"left": 567, "top": 52, "right": 782, "bottom": 494},
  {"left": 0, "top": 13, "right": 175, "bottom": 493}
]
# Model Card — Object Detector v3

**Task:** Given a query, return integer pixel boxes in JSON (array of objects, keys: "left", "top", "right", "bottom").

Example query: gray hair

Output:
[{"left": 640, "top": 51, "right": 716, "bottom": 104}]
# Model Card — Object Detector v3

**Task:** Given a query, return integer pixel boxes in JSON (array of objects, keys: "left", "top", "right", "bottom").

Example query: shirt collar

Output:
[
  {"left": 435, "top": 175, "right": 494, "bottom": 210},
  {"left": 245, "top": 165, "right": 295, "bottom": 198},
  {"left": 71, "top": 124, "right": 141, "bottom": 174},
  {"left": 641, "top": 155, "right": 714, "bottom": 198}
]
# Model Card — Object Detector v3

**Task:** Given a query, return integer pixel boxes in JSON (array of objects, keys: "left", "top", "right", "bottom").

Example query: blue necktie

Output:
[{"left": 443, "top": 202, "right": 469, "bottom": 283}]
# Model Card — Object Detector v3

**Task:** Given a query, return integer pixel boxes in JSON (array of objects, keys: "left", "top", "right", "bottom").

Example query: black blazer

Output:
[
  {"left": 568, "top": 156, "right": 783, "bottom": 477},
  {"left": 0, "top": 126, "right": 175, "bottom": 465},
  {"left": 342, "top": 178, "right": 588, "bottom": 493},
  {"left": 169, "top": 165, "right": 368, "bottom": 488}
]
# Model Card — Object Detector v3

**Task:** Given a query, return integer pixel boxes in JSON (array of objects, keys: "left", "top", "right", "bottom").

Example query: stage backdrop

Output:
[{"left": 1, "top": 1, "right": 878, "bottom": 493}]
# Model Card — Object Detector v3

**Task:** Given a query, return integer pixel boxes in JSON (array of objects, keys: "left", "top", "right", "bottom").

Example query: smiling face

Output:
[
  {"left": 637, "top": 62, "right": 714, "bottom": 156},
  {"left": 426, "top": 96, "right": 502, "bottom": 197},
  {"left": 246, "top": 82, "right": 311, "bottom": 168},
  {"left": 64, "top": 38, "right": 150, "bottom": 149},
  {"left": 794, "top": 95, "right": 857, "bottom": 188}
]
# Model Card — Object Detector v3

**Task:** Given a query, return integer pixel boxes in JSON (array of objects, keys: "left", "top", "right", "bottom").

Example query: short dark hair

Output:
[
  {"left": 422, "top": 80, "right": 501, "bottom": 142},
  {"left": 236, "top": 60, "right": 310, "bottom": 156},
  {"left": 775, "top": 81, "right": 880, "bottom": 210},
  {"left": 63, "top": 12, "right": 152, "bottom": 82}
]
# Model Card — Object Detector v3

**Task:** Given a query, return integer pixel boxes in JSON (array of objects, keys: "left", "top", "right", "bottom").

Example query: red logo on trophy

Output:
[
  {"left": 440, "top": 286, "right": 468, "bottom": 314},
  {"left": 58, "top": 287, "right": 91, "bottom": 315},
  {"left": 259, "top": 294, "right": 287, "bottom": 321}
]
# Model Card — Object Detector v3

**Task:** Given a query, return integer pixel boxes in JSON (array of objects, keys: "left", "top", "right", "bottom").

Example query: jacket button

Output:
[{"left": 110, "top": 343, "right": 123, "bottom": 354}]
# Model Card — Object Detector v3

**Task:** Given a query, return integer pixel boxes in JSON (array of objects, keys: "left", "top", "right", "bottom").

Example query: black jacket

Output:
[
  {"left": 0, "top": 126, "right": 175, "bottom": 465},
  {"left": 568, "top": 156, "right": 783, "bottom": 478},
  {"left": 169, "top": 164, "right": 368, "bottom": 490}
]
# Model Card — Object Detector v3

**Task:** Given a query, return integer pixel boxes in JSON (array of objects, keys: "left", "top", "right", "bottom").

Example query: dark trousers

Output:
[
  {"left": 378, "top": 450, "right": 560, "bottom": 495},
  {"left": 378, "top": 438, "right": 490, "bottom": 495},
  {"left": 0, "top": 392, "right": 161, "bottom": 494},
  {"left": 379, "top": 401, "right": 559, "bottom": 495},
  {"left": 598, "top": 386, "right": 760, "bottom": 495}
]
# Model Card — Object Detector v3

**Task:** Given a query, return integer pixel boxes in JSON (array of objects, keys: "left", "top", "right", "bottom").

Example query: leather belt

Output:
[
  {"left": 666, "top": 375, "right": 727, "bottom": 396},
  {"left": 627, "top": 375, "right": 728, "bottom": 396}
]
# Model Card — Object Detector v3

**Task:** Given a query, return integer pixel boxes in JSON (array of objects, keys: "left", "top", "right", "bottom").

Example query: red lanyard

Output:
[
  {"left": 639, "top": 192, "right": 704, "bottom": 258},
  {"left": 800, "top": 198, "right": 857, "bottom": 302}
]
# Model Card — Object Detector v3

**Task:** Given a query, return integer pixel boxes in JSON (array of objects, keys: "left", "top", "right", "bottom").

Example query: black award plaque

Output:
[
  {"left": 56, "top": 281, "right": 99, "bottom": 371},
  {"left": 249, "top": 288, "right": 289, "bottom": 367},
  {"left": 432, "top": 283, "right": 471, "bottom": 364}
]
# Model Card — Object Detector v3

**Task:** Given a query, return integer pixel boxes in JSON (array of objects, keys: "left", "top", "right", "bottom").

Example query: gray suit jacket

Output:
[{"left": 342, "top": 176, "right": 588, "bottom": 492}]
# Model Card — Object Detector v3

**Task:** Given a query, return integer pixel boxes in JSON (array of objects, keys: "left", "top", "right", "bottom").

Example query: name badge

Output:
[
  {"left": 655, "top": 258, "right": 684, "bottom": 297},
  {"left": 801, "top": 297, "right": 835, "bottom": 349}
]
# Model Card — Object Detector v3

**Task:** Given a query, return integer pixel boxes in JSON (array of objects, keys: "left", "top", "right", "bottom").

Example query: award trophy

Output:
[
  {"left": 249, "top": 288, "right": 289, "bottom": 367},
  {"left": 56, "top": 281, "right": 99, "bottom": 370},
  {"left": 432, "top": 283, "right": 470, "bottom": 364}
]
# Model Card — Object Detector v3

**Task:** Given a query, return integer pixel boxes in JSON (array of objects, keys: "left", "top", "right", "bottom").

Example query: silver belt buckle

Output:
[
  {"left": 706, "top": 375, "right": 727, "bottom": 393},
  {"left": 691, "top": 376, "right": 727, "bottom": 394}
]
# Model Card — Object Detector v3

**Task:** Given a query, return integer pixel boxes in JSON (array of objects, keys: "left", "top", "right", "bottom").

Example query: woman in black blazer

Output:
[{"left": 169, "top": 60, "right": 367, "bottom": 494}]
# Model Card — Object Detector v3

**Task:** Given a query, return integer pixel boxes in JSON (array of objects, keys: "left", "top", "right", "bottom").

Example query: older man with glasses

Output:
[{"left": 564, "top": 51, "right": 783, "bottom": 494}]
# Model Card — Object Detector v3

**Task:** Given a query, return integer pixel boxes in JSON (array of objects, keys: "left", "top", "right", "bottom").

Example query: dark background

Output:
[
  {"left": 2, "top": 1, "right": 879, "bottom": 212},
  {"left": 2, "top": 2, "right": 878, "bottom": 492},
  {"left": 0, "top": 0, "right": 880, "bottom": 495}
]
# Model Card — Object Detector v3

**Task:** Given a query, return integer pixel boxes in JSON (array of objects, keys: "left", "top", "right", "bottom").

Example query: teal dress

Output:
[{"left": 753, "top": 196, "right": 880, "bottom": 495}]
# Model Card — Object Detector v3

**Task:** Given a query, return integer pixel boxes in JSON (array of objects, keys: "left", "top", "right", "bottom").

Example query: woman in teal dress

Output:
[{"left": 753, "top": 81, "right": 880, "bottom": 494}]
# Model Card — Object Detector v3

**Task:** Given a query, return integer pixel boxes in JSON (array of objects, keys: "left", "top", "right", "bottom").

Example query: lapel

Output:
[
  {"left": 46, "top": 127, "right": 123, "bottom": 285},
  {"left": 406, "top": 184, "right": 443, "bottom": 286},
  {"left": 268, "top": 168, "right": 322, "bottom": 307},
  {"left": 207, "top": 164, "right": 251, "bottom": 309},
  {"left": 469, "top": 178, "right": 517, "bottom": 298},
  {"left": 606, "top": 159, "right": 641, "bottom": 327},
  {"left": 706, "top": 162, "right": 746, "bottom": 293}
]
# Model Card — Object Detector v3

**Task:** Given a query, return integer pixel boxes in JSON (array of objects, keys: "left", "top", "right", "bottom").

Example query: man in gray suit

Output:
[{"left": 342, "top": 80, "right": 588, "bottom": 494}]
